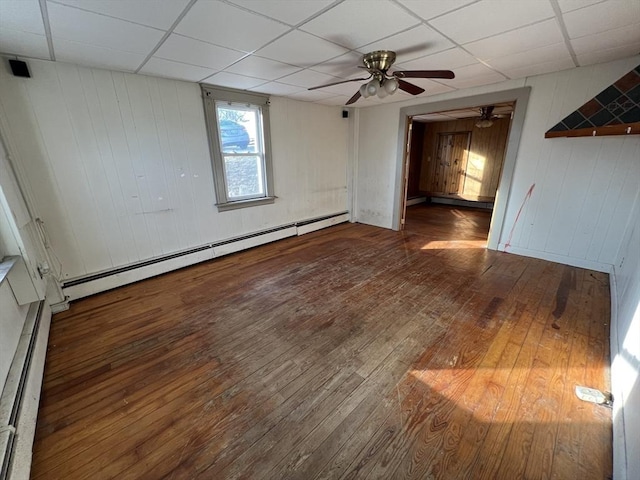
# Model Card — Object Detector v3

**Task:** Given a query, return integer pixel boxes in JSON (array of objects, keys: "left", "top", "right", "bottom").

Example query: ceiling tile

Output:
[
  {"left": 227, "top": 0, "right": 333, "bottom": 26},
  {"left": 497, "top": 57, "right": 575, "bottom": 79},
  {"left": 557, "top": 0, "right": 604, "bottom": 13},
  {"left": 464, "top": 19, "right": 564, "bottom": 61},
  {"left": 50, "top": 0, "right": 191, "bottom": 30},
  {"left": 563, "top": 0, "right": 640, "bottom": 39},
  {"left": 155, "top": 34, "right": 246, "bottom": 71},
  {"left": 0, "top": 0, "right": 45, "bottom": 34},
  {"left": 252, "top": 82, "right": 305, "bottom": 96},
  {"left": 255, "top": 30, "right": 348, "bottom": 67},
  {"left": 53, "top": 37, "right": 146, "bottom": 71},
  {"left": 571, "top": 23, "right": 640, "bottom": 55},
  {"left": 313, "top": 79, "right": 367, "bottom": 97},
  {"left": 202, "top": 71, "right": 266, "bottom": 89},
  {"left": 444, "top": 110, "right": 478, "bottom": 118},
  {"left": 139, "top": 57, "right": 217, "bottom": 81},
  {"left": 299, "top": 0, "right": 420, "bottom": 49},
  {"left": 0, "top": 29, "right": 50, "bottom": 58},
  {"left": 430, "top": 0, "right": 555, "bottom": 44},
  {"left": 225, "top": 55, "right": 301, "bottom": 81},
  {"left": 278, "top": 69, "right": 340, "bottom": 88},
  {"left": 485, "top": 43, "right": 572, "bottom": 72},
  {"left": 395, "top": 0, "right": 477, "bottom": 21},
  {"left": 576, "top": 42, "right": 640, "bottom": 66},
  {"left": 174, "top": 1, "right": 290, "bottom": 53},
  {"left": 309, "top": 51, "right": 365, "bottom": 78},
  {"left": 442, "top": 63, "right": 505, "bottom": 89},
  {"left": 413, "top": 113, "right": 453, "bottom": 122},
  {"left": 395, "top": 47, "right": 478, "bottom": 71},
  {"left": 357, "top": 25, "right": 454, "bottom": 63},
  {"left": 288, "top": 89, "right": 338, "bottom": 102},
  {"left": 47, "top": 2, "right": 163, "bottom": 55},
  {"left": 314, "top": 95, "right": 351, "bottom": 106}
]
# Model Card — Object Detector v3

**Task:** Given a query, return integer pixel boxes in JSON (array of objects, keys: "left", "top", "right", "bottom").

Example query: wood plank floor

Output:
[{"left": 32, "top": 207, "right": 612, "bottom": 479}]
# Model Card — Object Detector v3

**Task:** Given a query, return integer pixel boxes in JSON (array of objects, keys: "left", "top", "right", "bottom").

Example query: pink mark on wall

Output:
[{"left": 504, "top": 183, "right": 535, "bottom": 252}]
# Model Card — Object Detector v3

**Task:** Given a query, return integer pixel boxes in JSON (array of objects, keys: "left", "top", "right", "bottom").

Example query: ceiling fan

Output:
[
  {"left": 475, "top": 106, "right": 504, "bottom": 128},
  {"left": 308, "top": 50, "right": 455, "bottom": 105}
]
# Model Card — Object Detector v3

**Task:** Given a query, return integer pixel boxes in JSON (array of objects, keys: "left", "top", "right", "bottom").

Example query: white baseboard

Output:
[
  {"left": 0, "top": 301, "right": 51, "bottom": 480},
  {"left": 406, "top": 197, "right": 426, "bottom": 207},
  {"left": 62, "top": 213, "right": 347, "bottom": 301},
  {"left": 431, "top": 197, "right": 494, "bottom": 209},
  {"left": 297, "top": 213, "right": 349, "bottom": 236},
  {"left": 498, "top": 244, "right": 611, "bottom": 273},
  {"left": 63, "top": 248, "right": 215, "bottom": 301},
  {"left": 214, "top": 226, "right": 297, "bottom": 257},
  {"left": 49, "top": 300, "right": 69, "bottom": 314}
]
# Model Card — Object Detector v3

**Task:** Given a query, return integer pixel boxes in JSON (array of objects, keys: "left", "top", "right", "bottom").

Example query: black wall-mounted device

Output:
[
  {"left": 342, "top": 110, "right": 349, "bottom": 118},
  {"left": 9, "top": 59, "right": 31, "bottom": 78}
]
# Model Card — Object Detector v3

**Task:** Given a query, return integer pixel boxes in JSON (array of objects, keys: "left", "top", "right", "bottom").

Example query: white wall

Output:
[
  {"left": 0, "top": 59, "right": 349, "bottom": 281},
  {"left": 0, "top": 281, "right": 28, "bottom": 392},
  {"left": 611, "top": 185, "right": 640, "bottom": 479},
  {"left": 355, "top": 56, "right": 640, "bottom": 272}
]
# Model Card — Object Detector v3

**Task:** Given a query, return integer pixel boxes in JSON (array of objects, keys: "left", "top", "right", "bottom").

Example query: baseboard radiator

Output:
[
  {"left": 0, "top": 301, "right": 51, "bottom": 480},
  {"left": 62, "top": 212, "right": 349, "bottom": 301}
]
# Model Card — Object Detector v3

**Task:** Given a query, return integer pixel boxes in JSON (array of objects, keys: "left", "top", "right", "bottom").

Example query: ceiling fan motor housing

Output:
[{"left": 363, "top": 50, "right": 396, "bottom": 72}]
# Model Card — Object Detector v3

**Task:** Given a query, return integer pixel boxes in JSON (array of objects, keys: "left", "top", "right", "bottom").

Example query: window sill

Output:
[
  {"left": 216, "top": 196, "right": 276, "bottom": 212},
  {"left": 0, "top": 256, "right": 19, "bottom": 286}
]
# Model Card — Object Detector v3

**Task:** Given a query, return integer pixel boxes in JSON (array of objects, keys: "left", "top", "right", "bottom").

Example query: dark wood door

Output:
[{"left": 430, "top": 132, "right": 471, "bottom": 194}]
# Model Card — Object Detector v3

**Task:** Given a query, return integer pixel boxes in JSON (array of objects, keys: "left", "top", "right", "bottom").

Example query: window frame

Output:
[{"left": 201, "top": 85, "right": 275, "bottom": 212}]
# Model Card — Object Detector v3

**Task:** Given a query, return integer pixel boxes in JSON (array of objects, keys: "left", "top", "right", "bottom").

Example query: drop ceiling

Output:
[
  {"left": 0, "top": 0, "right": 639, "bottom": 107},
  {"left": 413, "top": 102, "right": 514, "bottom": 122}
]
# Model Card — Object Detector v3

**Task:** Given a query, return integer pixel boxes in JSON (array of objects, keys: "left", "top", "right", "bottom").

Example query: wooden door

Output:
[{"left": 432, "top": 132, "right": 471, "bottom": 195}]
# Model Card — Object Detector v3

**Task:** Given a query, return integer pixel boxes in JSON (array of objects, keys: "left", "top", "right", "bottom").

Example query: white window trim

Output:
[{"left": 201, "top": 85, "right": 275, "bottom": 212}]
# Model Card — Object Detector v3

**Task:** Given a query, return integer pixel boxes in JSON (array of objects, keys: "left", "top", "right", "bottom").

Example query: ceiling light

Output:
[
  {"left": 384, "top": 77, "right": 399, "bottom": 94},
  {"left": 475, "top": 119, "right": 494, "bottom": 128},
  {"left": 365, "top": 79, "right": 378, "bottom": 97}
]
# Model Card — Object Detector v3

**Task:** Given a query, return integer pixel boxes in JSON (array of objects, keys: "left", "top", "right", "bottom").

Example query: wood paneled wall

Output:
[{"left": 418, "top": 117, "right": 510, "bottom": 200}]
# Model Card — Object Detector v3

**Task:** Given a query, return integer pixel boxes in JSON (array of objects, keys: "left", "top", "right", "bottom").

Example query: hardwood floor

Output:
[
  {"left": 32, "top": 215, "right": 612, "bottom": 479},
  {"left": 403, "top": 203, "right": 492, "bottom": 243}
]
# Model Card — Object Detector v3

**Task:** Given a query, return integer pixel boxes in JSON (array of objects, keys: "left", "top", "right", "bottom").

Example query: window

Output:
[{"left": 202, "top": 85, "right": 275, "bottom": 211}]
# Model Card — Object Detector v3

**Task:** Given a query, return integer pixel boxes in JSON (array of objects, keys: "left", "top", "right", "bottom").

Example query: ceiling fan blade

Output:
[
  {"left": 308, "top": 76, "right": 371, "bottom": 91},
  {"left": 393, "top": 70, "right": 455, "bottom": 79},
  {"left": 397, "top": 79, "right": 425, "bottom": 96},
  {"left": 345, "top": 90, "right": 361, "bottom": 105}
]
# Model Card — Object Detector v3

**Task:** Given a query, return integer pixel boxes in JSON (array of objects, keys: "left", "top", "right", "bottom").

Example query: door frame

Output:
[{"left": 392, "top": 87, "right": 531, "bottom": 251}]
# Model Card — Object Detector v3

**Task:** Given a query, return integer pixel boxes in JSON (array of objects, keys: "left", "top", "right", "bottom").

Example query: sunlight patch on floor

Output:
[{"left": 421, "top": 239, "right": 487, "bottom": 250}]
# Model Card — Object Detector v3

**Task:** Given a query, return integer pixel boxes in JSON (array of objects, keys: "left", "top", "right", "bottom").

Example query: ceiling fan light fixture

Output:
[
  {"left": 377, "top": 86, "right": 388, "bottom": 99},
  {"left": 475, "top": 119, "right": 494, "bottom": 128},
  {"left": 359, "top": 83, "right": 370, "bottom": 98},
  {"left": 384, "top": 77, "right": 399, "bottom": 94},
  {"left": 365, "top": 79, "right": 378, "bottom": 97}
]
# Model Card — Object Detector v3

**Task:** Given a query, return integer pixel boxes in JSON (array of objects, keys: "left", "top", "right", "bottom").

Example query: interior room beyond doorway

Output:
[{"left": 403, "top": 102, "right": 514, "bottom": 246}]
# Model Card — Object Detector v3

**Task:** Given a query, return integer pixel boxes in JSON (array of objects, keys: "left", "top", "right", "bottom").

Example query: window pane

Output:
[
  {"left": 224, "top": 155, "right": 264, "bottom": 199},
  {"left": 217, "top": 106, "right": 261, "bottom": 154},
  {"left": 203, "top": 86, "right": 274, "bottom": 209}
]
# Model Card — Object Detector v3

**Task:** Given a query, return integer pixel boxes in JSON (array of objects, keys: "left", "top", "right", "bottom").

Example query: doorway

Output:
[
  {"left": 402, "top": 102, "right": 514, "bottom": 245},
  {"left": 393, "top": 87, "right": 531, "bottom": 250}
]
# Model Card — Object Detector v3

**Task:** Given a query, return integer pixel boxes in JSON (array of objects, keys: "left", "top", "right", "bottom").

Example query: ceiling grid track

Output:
[
  {"left": 38, "top": 0, "right": 55, "bottom": 61},
  {"left": 549, "top": 0, "right": 580, "bottom": 68},
  {"left": 134, "top": 0, "right": 199, "bottom": 74}
]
